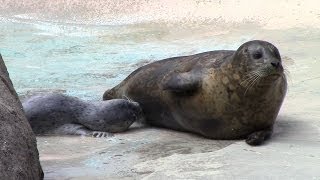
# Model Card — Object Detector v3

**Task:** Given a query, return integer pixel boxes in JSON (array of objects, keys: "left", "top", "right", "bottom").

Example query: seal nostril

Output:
[{"left": 271, "top": 62, "right": 279, "bottom": 68}]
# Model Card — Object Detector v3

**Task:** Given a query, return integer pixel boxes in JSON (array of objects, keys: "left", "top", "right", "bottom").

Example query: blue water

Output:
[{"left": 0, "top": 16, "right": 254, "bottom": 100}]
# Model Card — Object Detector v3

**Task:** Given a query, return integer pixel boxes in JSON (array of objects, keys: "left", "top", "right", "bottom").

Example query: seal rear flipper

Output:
[
  {"left": 103, "top": 89, "right": 116, "bottom": 100},
  {"left": 245, "top": 127, "right": 273, "bottom": 146},
  {"left": 162, "top": 72, "right": 201, "bottom": 94}
]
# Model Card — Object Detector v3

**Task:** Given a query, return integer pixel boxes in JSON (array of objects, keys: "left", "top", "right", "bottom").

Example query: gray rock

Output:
[{"left": 0, "top": 54, "right": 43, "bottom": 179}]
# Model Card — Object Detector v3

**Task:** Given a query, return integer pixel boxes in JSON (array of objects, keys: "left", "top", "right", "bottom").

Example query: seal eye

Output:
[{"left": 253, "top": 52, "right": 263, "bottom": 59}]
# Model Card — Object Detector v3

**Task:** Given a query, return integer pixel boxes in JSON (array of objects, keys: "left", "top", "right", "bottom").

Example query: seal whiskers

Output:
[{"left": 241, "top": 69, "right": 264, "bottom": 95}]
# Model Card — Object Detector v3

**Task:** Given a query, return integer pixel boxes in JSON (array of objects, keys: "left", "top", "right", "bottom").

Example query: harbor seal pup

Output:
[
  {"left": 103, "top": 40, "right": 287, "bottom": 145},
  {"left": 23, "top": 94, "right": 143, "bottom": 137}
]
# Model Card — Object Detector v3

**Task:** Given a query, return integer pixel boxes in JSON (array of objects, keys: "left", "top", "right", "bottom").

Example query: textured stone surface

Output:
[{"left": 0, "top": 54, "right": 43, "bottom": 179}]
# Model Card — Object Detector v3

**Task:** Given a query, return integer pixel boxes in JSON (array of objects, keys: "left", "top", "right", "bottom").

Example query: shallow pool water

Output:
[
  {"left": 1, "top": 15, "right": 319, "bottom": 104},
  {"left": 0, "top": 13, "right": 270, "bottom": 101}
]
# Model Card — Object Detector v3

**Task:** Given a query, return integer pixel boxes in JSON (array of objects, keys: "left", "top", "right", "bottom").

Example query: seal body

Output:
[
  {"left": 23, "top": 94, "right": 143, "bottom": 137},
  {"left": 103, "top": 40, "right": 287, "bottom": 145}
]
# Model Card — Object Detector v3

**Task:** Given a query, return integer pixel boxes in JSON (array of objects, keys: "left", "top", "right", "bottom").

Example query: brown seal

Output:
[{"left": 103, "top": 40, "right": 287, "bottom": 145}]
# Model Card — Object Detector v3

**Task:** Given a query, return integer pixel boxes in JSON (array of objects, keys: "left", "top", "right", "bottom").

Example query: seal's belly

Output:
[
  {"left": 160, "top": 105, "right": 277, "bottom": 139},
  {"left": 139, "top": 105, "right": 259, "bottom": 139},
  {"left": 136, "top": 84, "right": 283, "bottom": 140}
]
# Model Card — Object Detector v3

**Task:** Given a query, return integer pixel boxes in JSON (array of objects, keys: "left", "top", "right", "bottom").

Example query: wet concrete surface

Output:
[{"left": 39, "top": 125, "right": 234, "bottom": 179}]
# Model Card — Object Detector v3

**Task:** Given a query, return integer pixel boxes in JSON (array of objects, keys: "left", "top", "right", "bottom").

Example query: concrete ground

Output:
[{"left": 38, "top": 113, "right": 320, "bottom": 179}]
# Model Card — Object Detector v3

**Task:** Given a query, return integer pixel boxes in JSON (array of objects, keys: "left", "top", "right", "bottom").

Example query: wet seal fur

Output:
[
  {"left": 103, "top": 40, "right": 287, "bottom": 145},
  {"left": 23, "top": 94, "right": 143, "bottom": 137}
]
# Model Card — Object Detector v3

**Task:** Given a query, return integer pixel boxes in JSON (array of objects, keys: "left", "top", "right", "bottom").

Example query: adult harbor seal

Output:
[
  {"left": 103, "top": 40, "right": 287, "bottom": 145},
  {"left": 23, "top": 94, "right": 143, "bottom": 137}
]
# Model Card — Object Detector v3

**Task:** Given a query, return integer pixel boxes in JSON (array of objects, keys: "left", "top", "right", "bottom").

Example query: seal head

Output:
[{"left": 235, "top": 40, "right": 284, "bottom": 80}]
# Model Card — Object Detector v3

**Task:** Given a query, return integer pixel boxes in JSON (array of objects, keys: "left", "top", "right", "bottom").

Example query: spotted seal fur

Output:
[
  {"left": 103, "top": 40, "right": 287, "bottom": 145},
  {"left": 23, "top": 93, "right": 143, "bottom": 137}
]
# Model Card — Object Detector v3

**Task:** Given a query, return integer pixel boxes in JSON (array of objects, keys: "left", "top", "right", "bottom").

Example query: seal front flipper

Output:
[
  {"left": 52, "top": 123, "right": 114, "bottom": 138},
  {"left": 245, "top": 127, "right": 273, "bottom": 146},
  {"left": 162, "top": 72, "right": 201, "bottom": 94},
  {"left": 90, "top": 131, "right": 114, "bottom": 138}
]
